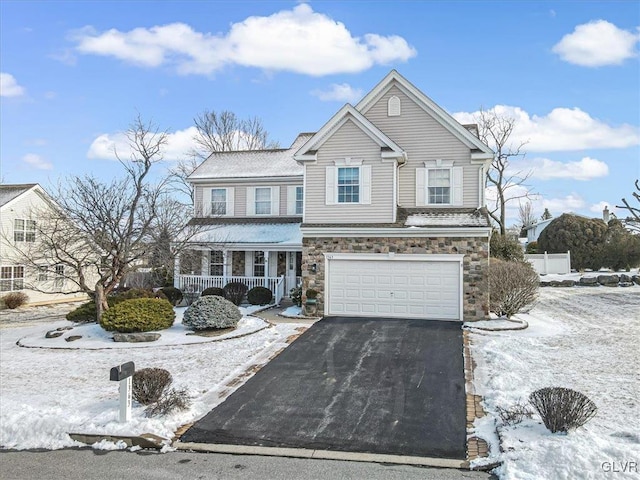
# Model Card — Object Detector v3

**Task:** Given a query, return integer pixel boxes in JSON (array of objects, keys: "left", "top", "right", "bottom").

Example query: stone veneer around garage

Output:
[{"left": 302, "top": 236, "right": 489, "bottom": 321}]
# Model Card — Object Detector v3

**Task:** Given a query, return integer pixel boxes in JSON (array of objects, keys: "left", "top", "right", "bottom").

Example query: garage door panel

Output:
[{"left": 328, "top": 258, "right": 460, "bottom": 321}]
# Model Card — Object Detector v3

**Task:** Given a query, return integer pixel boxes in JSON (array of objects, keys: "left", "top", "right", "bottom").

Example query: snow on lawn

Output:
[
  {"left": 0, "top": 309, "right": 307, "bottom": 450},
  {"left": 471, "top": 287, "right": 640, "bottom": 479}
]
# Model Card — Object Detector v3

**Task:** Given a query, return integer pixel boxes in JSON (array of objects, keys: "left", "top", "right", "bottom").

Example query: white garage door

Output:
[{"left": 326, "top": 255, "right": 461, "bottom": 320}]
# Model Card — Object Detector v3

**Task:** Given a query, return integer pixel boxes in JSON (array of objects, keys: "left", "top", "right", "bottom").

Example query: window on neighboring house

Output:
[
  {"left": 0, "top": 266, "right": 25, "bottom": 292},
  {"left": 295, "top": 186, "right": 303, "bottom": 215},
  {"left": 337, "top": 167, "right": 360, "bottom": 203},
  {"left": 255, "top": 187, "right": 271, "bottom": 215},
  {"left": 14, "top": 219, "right": 36, "bottom": 242},
  {"left": 211, "top": 188, "right": 226, "bottom": 215},
  {"left": 427, "top": 168, "right": 451, "bottom": 204},
  {"left": 210, "top": 250, "right": 224, "bottom": 276},
  {"left": 253, "top": 252, "right": 265, "bottom": 277},
  {"left": 54, "top": 264, "right": 65, "bottom": 287},
  {"left": 38, "top": 265, "right": 48, "bottom": 282}
]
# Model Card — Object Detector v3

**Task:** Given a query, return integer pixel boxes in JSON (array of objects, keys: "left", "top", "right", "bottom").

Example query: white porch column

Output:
[
  {"left": 174, "top": 254, "right": 181, "bottom": 288},
  {"left": 222, "top": 250, "right": 229, "bottom": 284},
  {"left": 263, "top": 250, "right": 269, "bottom": 287}
]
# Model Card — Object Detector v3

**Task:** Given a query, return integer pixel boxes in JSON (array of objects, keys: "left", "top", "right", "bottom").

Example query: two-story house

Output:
[
  {"left": 0, "top": 183, "right": 88, "bottom": 305},
  {"left": 177, "top": 70, "right": 493, "bottom": 320}
]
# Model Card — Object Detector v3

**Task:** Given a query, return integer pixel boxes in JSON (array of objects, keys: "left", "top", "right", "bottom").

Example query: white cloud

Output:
[
  {"left": 552, "top": 20, "right": 640, "bottom": 67},
  {"left": 311, "top": 83, "right": 363, "bottom": 102},
  {"left": 22, "top": 153, "right": 52, "bottom": 170},
  {"left": 87, "top": 126, "right": 199, "bottom": 161},
  {"left": 69, "top": 4, "right": 416, "bottom": 76},
  {"left": 453, "top": 105, "right": 639, "bottom": 152},
  {"left": 516, "top": 156, "right": 609, "bottom": 181},
  {"left": 589, "top": 201, "right": 621, "bottom": 218},
  {"left": 541, "top": 194, "right": 586, "bottom": 214},
  {"left": 0, "top": 73, "right": 26, "bottom": 97}
]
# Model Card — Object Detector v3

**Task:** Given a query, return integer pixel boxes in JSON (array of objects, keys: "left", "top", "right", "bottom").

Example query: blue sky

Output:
[{"left": 1, "top": 1, "right": 638, "bottom": 225}]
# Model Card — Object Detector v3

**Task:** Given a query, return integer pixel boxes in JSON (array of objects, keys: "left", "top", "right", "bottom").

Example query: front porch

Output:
[{"left": 174, "top": 248, "right": 302, "bottom": 305}]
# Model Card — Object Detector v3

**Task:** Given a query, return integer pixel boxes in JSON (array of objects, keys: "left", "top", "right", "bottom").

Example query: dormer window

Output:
[{"left": 388, "top": 95, "right": 401, "bottom": 116}]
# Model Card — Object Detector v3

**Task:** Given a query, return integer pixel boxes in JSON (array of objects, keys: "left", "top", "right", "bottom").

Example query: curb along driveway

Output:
[{"left": 180, "top": 316, "right": 466, "bottom": 462}]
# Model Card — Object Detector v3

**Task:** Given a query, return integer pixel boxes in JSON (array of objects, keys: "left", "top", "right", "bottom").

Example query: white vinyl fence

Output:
[{"left": 525, "top": 251, "right": 571, "bottom": 275}]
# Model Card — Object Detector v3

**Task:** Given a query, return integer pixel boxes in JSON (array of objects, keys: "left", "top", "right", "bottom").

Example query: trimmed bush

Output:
[
  {"left": 133, "top": 368, "right": 172, "bottom": 405},
  {"left": 66, "top": 301, "right": 98, "bottom": 322},
  {"left": 223, "top": 281, "right": 248, "bottom": 306},
  {"left": 525, "top": 241, "right": 538, "bottom": 254},
  {"left": 529, "top": 387, "right": 597, "bottom": 433},
  {"left": 99, "top": 298, "right": 175, "bottom": 333},
  {"left": 160, "top": 287, "right": 183, "bottom": 306},
  {"left": 489, "top": 258, "right": 539, "bottom": 317},
  {"left": 2, "top": 292, "right": 29, "bottom": 309},
  {"left": 247, "top": 286, "right": 273, "bottom": 305},
  {"left": 183, "top": 295, "right": 241, "bottom": 330},
  {"left": 201, "top": 287, "right": 225, "bottom": 297},
  {"left": 118, "top": 288, "right": 157, "bottom": 300},
  {"left": 290, "top": 286, "right": 302, "bottom": 307}
]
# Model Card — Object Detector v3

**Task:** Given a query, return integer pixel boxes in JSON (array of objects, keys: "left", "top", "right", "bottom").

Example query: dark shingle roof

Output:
[{"left": 0, "top": 184, "right": 37, "bottom": 207}]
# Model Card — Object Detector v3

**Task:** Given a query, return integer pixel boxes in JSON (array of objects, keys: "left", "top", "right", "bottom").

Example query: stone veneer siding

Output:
[
  {"left": 302, "top": 236, "right": 488, "bottom": 321},
  {"left": 232, "top": 252, "right": 245, "bottom": 276}
]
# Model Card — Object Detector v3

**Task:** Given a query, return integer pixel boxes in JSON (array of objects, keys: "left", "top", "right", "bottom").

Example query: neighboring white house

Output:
[
  {"left": 177, "top": 70, "right": 494, "bottom": 321},
  {"left": 0, "top": 184, "right": 88, "bottom": 305},
  {"left": 524, "top": 218, "right": 554, "bottom": 243}
]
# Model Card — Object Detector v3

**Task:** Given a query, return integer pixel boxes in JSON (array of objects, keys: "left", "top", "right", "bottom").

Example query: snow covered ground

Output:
[
  {"left": 0, "top": 306, "right": 307, "bottom": 450},
  {"left": 470, "top": 287, "right": 640, "bottom": 479}
]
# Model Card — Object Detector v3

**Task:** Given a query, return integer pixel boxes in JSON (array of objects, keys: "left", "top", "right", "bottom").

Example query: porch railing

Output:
[{"left": 175, "top": 274, "right": 286, "bottom": 305}]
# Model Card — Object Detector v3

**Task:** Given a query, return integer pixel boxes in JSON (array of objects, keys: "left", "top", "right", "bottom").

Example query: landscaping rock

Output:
[
  {"left": 633, "top": 275, "right": 640, "bottom": 286},
  {"left": 65, "top": 335, "right": 82, "bottom": 342},
  {"left": 539, "top": 281, "right": 551, "bottom": 287},
  {"left": 45, "top": 330, "right": 64, "bottom": 339},
  {"left": 578, "top": 277, "right": 599, "bottom": 287},
  {"left": 597, "top": 275, "right": 619, "bottom": 286},
  {"left": 112, "top": 332, "right": 161, "bottom": 343},
  {"left": 619, "top": 282, "right": 634, "bottom": 287},
  {"left": 559, "top": 280, "right": 575, "bottom": 287},
  {"left": 56, "top": 326, "right": 73, "bottom": 331},
  {"left": 619, "top": 274, "right": 632, "bottom": 283}
]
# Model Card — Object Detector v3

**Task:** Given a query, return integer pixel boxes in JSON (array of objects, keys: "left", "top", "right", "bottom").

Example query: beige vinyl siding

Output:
[
  {"left": 305, "top": 119, "right": 394, "bottom": 224},
  {"left": 193, "top": 178, "right": 302, "bottom": 218},
  {"left": 363, "top": 84, "right": 480, "bottom": 208}
]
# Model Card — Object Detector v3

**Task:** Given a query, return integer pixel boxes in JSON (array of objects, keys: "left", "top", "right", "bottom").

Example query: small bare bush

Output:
[
  {"left": 2, "top": 292, "right": 29, "bottom": 309},
  {"left": 132, "top": 368, "right": 173, "bottom": 405},
  {"left": 529, "top": 387, "right": 597, "bottom": 433},
  {"left": 496, "top": 400, "right": 534, "bottom": 426},
  {"left": 144, "top": 388, "right": 191, "bottom": 417},
  {"left": 489, "top": 258, "right": 539, "bottom": 317}
]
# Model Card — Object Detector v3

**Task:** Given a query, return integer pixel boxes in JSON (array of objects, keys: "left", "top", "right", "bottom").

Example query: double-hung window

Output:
[
  {"left": 1, "top": 266, "right": 24, "bottom": 291},
  {"left": 427, "top": 169, "right": 451, "bottom": 204},
  {"left": 255, "top": 187, "right": 272, "bottom": 215},
  {"left": 211, "top": 188, "right": 227, "bottom": 215},
  {"left": 295, "top": 186, "right": 303, "bottom": 215},
  {"left": 209, "top": 250, "right": 224, "bottom": 276},
  {"left": 253, "top": 252, "right": 265, "bottom": 277},
  {"left": 337, "top": 167, "right": 360, "bottom": 203},
  {"left": 54, "top": 264, "right": 65, "bottom": 287},
  {"left": 14, "top": 219, "right": 36, "bottom": 242}
]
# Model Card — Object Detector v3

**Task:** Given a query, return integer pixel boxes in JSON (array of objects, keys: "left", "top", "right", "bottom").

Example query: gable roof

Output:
[
  {"left": 293, "top": 104, "right": 405, "bottom": 162},
  {"left": 356, "top": 70, "right": 494, "bottom": 159},
  {"left": 188, "top": 133, "right": 313, "bottom": 181},
  {"left": 0, "top": 183, "right": 39, "bottom": 209}
]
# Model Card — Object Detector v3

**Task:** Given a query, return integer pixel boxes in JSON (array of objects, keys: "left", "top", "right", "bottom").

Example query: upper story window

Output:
[
  {"left": 427, "top": 169, "right": 451, "bottom": 204},
  {"left": 337, "top": 167, "right": 360, "bottom": 203},
  {"left": 211, "top": 188, "right": 227, "bottom": 215},
  {"left": 14, "top": 219, "right": 36, "bottom": 242},
  {"left": 255, "top": 187, "right": 272, "bottom": 215},
  {"left": 1, "top": 265, "right": 24, "bottom": 292},
  {"left": 388, "top": 95, "right": 401, "bottom": 116},
  {"left": 295, "top": 186, "right": 304, "bottom": 215}
]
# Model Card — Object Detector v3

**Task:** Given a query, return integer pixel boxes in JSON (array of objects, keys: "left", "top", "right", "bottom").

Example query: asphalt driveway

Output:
[{"left": 181, "top": 316, "right": 466, "bottom": 460}]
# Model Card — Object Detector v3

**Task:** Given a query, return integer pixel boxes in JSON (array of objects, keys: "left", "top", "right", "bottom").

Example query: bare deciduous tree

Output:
[
  {"left": 475, "top": 108, "right": 533, "bottom": 236},
  {"left": 9, "top": 116, "right": 198, "bottom": 320},
  {"left": 170, "top": 110, "right": 279, "bottom": 203},
  {"left": 518, "top": 201, "right": 537, "bottom": 235},
  {"left": 617, "top": 179, "right": 640, "bottom": 232}
]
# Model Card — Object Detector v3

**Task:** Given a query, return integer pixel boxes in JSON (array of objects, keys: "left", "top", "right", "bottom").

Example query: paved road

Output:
[
  {"left": 0, "top": 449, "right": 496, "bottom": 480},
  {"left": 183, "top": 316, "right": 466, "bottom": 460}
]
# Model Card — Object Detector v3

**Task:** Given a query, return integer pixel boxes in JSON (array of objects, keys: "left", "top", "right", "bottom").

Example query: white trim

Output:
[
  {"left": 293, "top": 104, "right": 404, "bottom": 162},
  {"left": 355, "top": 70, "right": 493, "bottom": 155},
  {"left": 302, "top": 164, "right": 308, "bottom": 223},
  {"left": 189, "top": 176, "right": 303, "bottom": 185},
  {"left": 392, "top": 162, "right": 397, "bottom": 223},
  {"left": 301, "top": 226, "right": 492, "bottom": 238},
  {"left": 471, "top": 152, "right": 494, "bottom": 161},
  {"left": 387, "top": 95, "right": 401, "bottom": 116}
]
